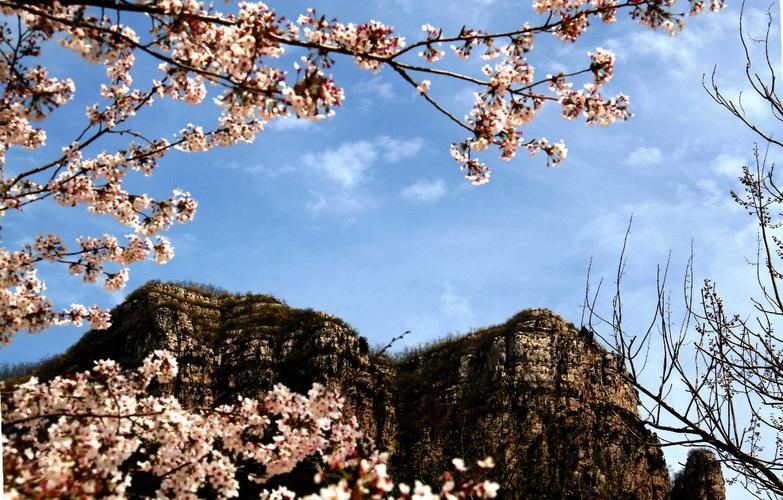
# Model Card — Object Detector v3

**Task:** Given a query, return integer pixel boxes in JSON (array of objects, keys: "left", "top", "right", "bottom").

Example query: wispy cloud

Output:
[
  {"left": 712, "top": 152, "right": 746, "bottom": 178},
  {"left": 303, "top": 140, "right": 378, "bottom": 189},
  {"left": 376, "top": 136, "right": 425, "bottom": 162},
  {"left": 625, "top": 146, "right": 663, "bottom": 166},
  {"left": 401, "top": 178, "right": 448, "bottom": 202},
  {"left": 354, "top": 78, "right": 397, "bottom": 100},
  {"left": 606, "top": 11, "right": 737, "bottom": 79},
  {"left": 270, "top": 116, "right": 314, "bottom": 131},
  {"left": 239, "top": 162, "right": 297, "bottom": 178},
  {"left": 306, "top": 192, "right": 328, "bottom": 212},
  {"left": 300, "top": 136, "right": 425, "bottom": 212},
  {"left": 303, "top": 136, "right": 424, "bottom": 190},
  {"left": 354, "top": 78, "right": 405, "bottom": 111},
  {"left": 440, "top": 283, "right": 473, "bottom": 327},
  {"left": 305, "top": 190, "right": 364, "bottom": 213},
  {"left": 715, "top": 87, "right": 770, "bottom": 125}
]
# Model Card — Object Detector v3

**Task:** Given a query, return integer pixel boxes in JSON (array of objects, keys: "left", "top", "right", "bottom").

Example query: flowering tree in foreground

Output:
[
  {"left": 0, "top": 0, "right": 726, "bottom": 342},
  {"left": 0, "top": 0, "right": 727, "bottom": 497},
  {"left": 2, "top": 350, "right": 499, "bottom": 498}
]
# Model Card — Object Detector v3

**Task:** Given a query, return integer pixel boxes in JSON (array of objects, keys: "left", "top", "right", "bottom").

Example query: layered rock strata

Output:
[{"left": 35, "top": 282, "right": 724, "bottom": 499}]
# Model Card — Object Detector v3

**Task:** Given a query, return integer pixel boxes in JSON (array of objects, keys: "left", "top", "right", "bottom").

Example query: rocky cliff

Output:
[
  {"left": 34, "top": 282, "right": 724, "bottom": 499},
  {"left": 37, "top": 282, "right": 397, "bottom": 454},
  {"left": 671, "top": 450, "right": 726, "bottom": 500},
  {"left": 393, "top": 310, "right": 670, "bottom": 499}
]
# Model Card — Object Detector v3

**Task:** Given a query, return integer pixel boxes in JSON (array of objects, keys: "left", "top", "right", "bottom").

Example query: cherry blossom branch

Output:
[
  {"left": 0, "top": 0, "right": 726, "bottom": 343},
  {"left": 2, "top": 350, "right": 501, "bottom": 499},
  {"left": 390, "top": 64, "right": 472, "bottom": 132}
]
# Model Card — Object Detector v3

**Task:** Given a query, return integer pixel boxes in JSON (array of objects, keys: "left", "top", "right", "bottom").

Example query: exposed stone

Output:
[
  {"left": 671, "top": 449, "right": 726, "bottom": 500},
  {"left": 393, "top": 309, "right": 670, "bottom": 499},
  {"left": 34, "top": 282, "right": 725, "bottom": 499},
  {"left": 38, "top": 282, "right": 396, "bottom": 454}
]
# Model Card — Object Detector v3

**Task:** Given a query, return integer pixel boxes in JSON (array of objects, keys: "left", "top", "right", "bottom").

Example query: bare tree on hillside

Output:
[{"left": 586, "top": 3, "right": 783, "bottom": 497}]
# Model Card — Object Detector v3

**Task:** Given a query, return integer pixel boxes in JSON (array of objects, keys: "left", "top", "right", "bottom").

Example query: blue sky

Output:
[{"left": 2, "top": 1, "right": 780, "bottom": 494}]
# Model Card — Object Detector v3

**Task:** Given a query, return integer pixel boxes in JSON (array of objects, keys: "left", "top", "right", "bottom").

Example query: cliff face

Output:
[
  {"left": 37, "top": 282, "right": 723, "bottom": 499},
  {"left": 39, "top": 282, "right": 397, "bottom": 453},
  {"left": 393, "top": 310, "right": 670, "bottom": 499},
  {"left": 671, "top": 450, "right": 726, "bottom": 500}
]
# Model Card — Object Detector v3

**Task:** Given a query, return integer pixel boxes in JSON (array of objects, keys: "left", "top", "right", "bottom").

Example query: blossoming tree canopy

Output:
[
  {"left": 2, "top": 350, "right": 500, "bottom": 498},
  {"left": 0, "top": 0, "right": 724, "bottom": 343}
]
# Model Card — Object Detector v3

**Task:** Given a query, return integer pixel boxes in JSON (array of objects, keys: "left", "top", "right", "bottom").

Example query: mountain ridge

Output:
[{"left": 21, "top": 281, "right": 725, "bottom": 499}]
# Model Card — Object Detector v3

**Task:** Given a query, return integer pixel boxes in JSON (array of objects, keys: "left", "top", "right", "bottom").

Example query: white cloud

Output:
[
  {"left": 302, "top": 136, "right": 424, "bottom": 190},
  {"left": 299, "top": 136, "right": 424, "bottom": 212},
  {"left": 717, "top": 87, "right": 770, "bottom": 125},
  {"left": 401, "top": 178, "right": 448, "bottom": 202},
  {"left": 302, "top": 141, "right": 378, "bottom": 189},
  {"left": 625, "top": 146, "right": 663, "bottom": 166},
  {"left": 377, "top": 0, "right": 493, "bottom": 14},
  {"left": 240, "top": 162, "right": 296, "bottom": 177},
  {"left": 354, "top": 78, "right": 397, "bottom": 100},
  {"left": 608, "top": 11, "right": 736, "bottom": 78},
  {"left": 694, "top": 178, "right": 723, "bottom": 203},
  {"left": 305, "top": 191, "right": 364, "bottom": 213},
  {"left": 440, "top": 283, "right": 473, "bottom": 326},
  {"left": 270, "top": 116, "right": 314, "bottom": 131},
  {"left": 577, "top": 179, "right": 748, "bottom": 270},
  {"left": 354, "top": 78, "right": 406, "bottom": 111},
  {"left": 742, "top": 6, "right": 779, "bottom": 39},
  {"left": 712, "top": 153, "right": 746, "bottom": 178},
  {"left": 618, "top": 31, "right": 695, "bottom": 76},
  {"left": 376, "top": 136, "right": 425, "bottom": 162},
  {"left": 235, "top": 136, "right": 422, "bottom": 185},
  {"left": 221, "top": 159, "right": 295, "bottom": 178}
]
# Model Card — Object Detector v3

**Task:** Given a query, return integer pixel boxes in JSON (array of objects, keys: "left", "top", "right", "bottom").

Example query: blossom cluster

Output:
[
  {"left": 0, "top": 229, "right": 180, "bottom": 342},
  {"left": 0, "top": 2, "right": 730, "bottom": 495},
  {"left": 423, "top": 0, "right": 724, "bottom": 184},
  {"left": 294, "top": 455, "right": 499, "bottom": 499},
  {"left": 0, "top": 236, "right": 117, "bottom": 340},
  {"left": 0, "top": 0, "right": 725, "bottom": 342},
  {"left": 2, "top": 350, "right": 499, "bottom": 499}
]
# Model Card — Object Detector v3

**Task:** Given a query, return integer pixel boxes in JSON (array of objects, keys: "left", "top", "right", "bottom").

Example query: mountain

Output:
[{"left": 31, "top": 281, "right": 724, "bottom": 499}]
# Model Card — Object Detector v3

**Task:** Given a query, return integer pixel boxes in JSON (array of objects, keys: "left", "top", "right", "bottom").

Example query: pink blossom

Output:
[
  {"left": 0, "top": 0, "right": 724, "bottom": 373},
  {"left": 3, "top": 351, "right": 500, "bottom": 499}
]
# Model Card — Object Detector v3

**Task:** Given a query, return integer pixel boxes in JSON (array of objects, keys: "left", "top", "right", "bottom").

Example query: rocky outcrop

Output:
[
  {"left": 393, "top": 310, "right": 671, "bottom": 499},
  {"left": 671, "top": 449, "right": 726, "bottom": 500},
  {"left": 36, "top": 281, "right": 724, "bottom": 499},
  {"left": 38, "top": 282, "right": 396, "bottom": 453}
]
